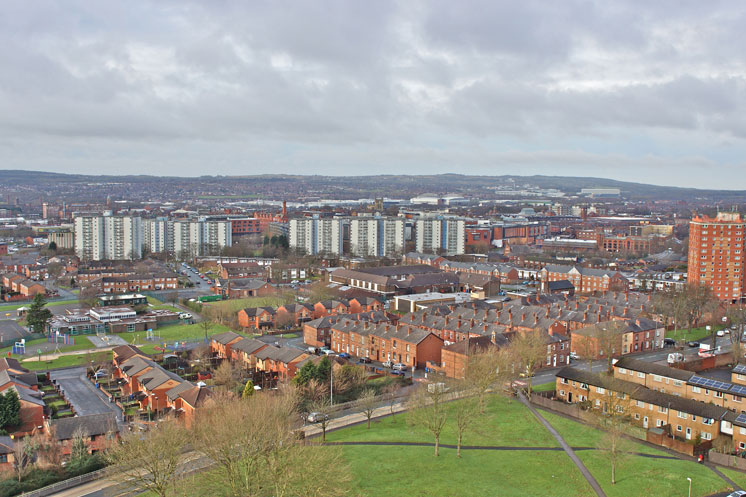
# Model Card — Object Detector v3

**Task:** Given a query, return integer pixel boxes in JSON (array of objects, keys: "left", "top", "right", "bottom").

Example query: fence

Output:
[
  {"left": 710, "top": 451, "right": 746, "bottom": 471},
  {"left": 20, "top": 468, "right": 108, "bottom": 497}
]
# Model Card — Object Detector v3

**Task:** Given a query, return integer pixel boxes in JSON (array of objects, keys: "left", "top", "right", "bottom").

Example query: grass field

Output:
[
  {"left": 203, "top": 296, "right": 287, "bottom": 314},
  {"left": 719, "top": 466, "right": 746, "bottom": 490},
  {"left": 22, "top": 351, "right": 113, "bottom": 371},
  {"left": 539, "top": 410, "right": 731, "bottom": 496},
  {"left": 324, "top": 396, "right": 733, "bottom": 497},
  {"left": 666, "top": 326, "right": 724, "bottom": 342},
  {"left": 134, "top": 393, "right": 738, "bottom": 497},
  {"left": 531, "top": 382, "right": 556, "bottom": 393},
  {"left": 0, "top": 299, "right": 79, "bottom": 313},
  {"left": 0, "top": 336, "right": 95, "bottom": 358}
]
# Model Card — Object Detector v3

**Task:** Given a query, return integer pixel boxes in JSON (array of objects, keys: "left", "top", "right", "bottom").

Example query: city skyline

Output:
[{"left": 2, "top": 1, "right": 746, "bottom": 188}]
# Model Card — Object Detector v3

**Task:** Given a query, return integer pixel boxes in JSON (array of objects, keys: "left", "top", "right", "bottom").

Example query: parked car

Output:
[
  {"left": 727, "top": 491, "right": 746, "bottom": 497},
  {"left": 338, "top": 352, "right": 351, "bottom": 359},
  {"left": 392, "top": 363, "right": 408, "bottom": 371},
  {"left": 321, "top": 349, "right": 335, "bottom": 356},
  {"left": 390, "top": 370, "right": 405, "bottom": 376},
  {"left": 687, "top": 341, "right": 700, "bottom": 348},
  {"left": 569, "top": 351, "right": 580, "bottom": 360},
  {"left": 717, "top": 329, "right": 725, "bottom": 337},
  {"left": 663, "top": 338, "right": 676, "bottom": 346},
  {"left": 307, "top": 412, "right": 329, "bottom": 423},
  {"left": 358, "top": 357, "right": 371, "bottom": 364},
  {"left": 94, "top": 370, "right": 108, "bottom": 378},
  {"left": 307, "top": 346, "right": 319, "bottom": 355},
  {"left": 382, "top": 360, "right": 393, "bottom": 368},
  {"left": 179, "top": 312, "right": 192, "bottom": 320}
]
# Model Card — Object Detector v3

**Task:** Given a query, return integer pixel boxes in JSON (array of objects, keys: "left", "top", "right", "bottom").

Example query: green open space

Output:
[
  {"left": 666, "top": 326, "right": 725, "bottom": 342},
  {"left": 531, "top": 382, "right": 557, "bottom": 393},
  {"left": 718, "top": 466, "right": 746, "bottom": 490},
  {"left": 0, "top": 299, "right": 79, "bottom": 313},
  {"left": 0, "top": 336, "right": 96, "bottom": 358},
  {"left": 327, "top": 394, "right": 559, "bottom": 447},
  {"left": 539, "top": 410, "right": 731, "bottom": 496},
  {"left": 203, "top": 296, "right": 288, "bottom": 314},
  {"left": 22, "top": 351, "right": 113, "bottom": 371},
  {"left": 325, "top": 395, "right": 734, "bottom": 497}
]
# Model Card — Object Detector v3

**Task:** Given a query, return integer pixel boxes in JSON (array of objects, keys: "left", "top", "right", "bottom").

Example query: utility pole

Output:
[{"left": 330, "top": 363, "right": 334, "bottom": 405}]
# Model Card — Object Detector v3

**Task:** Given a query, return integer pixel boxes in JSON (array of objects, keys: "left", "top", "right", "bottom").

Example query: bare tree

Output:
[
  {"left": 192, "top": 390, "right": 349, "bottom": 497},
  {"left": 464, "top": 346, "right": 513, "bottom": 413},
  {"left": 590, "top": 378, "right": 634, "bottom": 485},
  {"left": 355, "top": 388, "right": 377, "bottom": 429},
  {"left": 407, "top": 383, "right": 449, "bottom": 456},
  {"left": 309, "top": 398, "right": 334, "bottom": 443},
  {"left": 381, "top": 382, "right": 399, "bottom": 422},
  {"left": 200, "top": 319, "right": 213, "bottom": 341},
  {"left": 274, "top": 311, "right": 296, "bottom": 330},
  {"left": 728, "top": 305, "right": 746, "bottom": 363},
  {"left": 511, "top": 330, "right": 547, "bottom": 400},
  {"left": 452, "top": 395, "right": 479, "bottom": 458},
  {"left": 106, "top": 419, "right": 189, "bottom": 497},
  {"left": 12, "top": 439, "right": 35, "bottom": 482},
  {"left": 78, "top": 285, "right": 99, "bottom": 309},
  {"left": 213, "top": 360, "right": 241, "bottom": 392},
  {"left": 165, "top": 292, "right": 179, "bottom": 308}
]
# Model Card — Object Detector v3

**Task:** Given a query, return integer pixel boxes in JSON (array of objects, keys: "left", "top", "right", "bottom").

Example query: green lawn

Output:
[
  {"left": 540, "top": 410, "right": 732, "bottom": 496},
  {"left": 22, "top": 351, "right": 113, "bottom": 371},
  {"left": 124, "top": 322, "right": 233, "bottom": 346},
  {"left": 0, "top": 299, "right": 79, "bottom": 312},
  {"left": 666, "top": 326, "right": 724, "bottom": 342},
  {"left": 326, "top": 394, "right": 559, "bottom": 448},
  {"left": 0, "top": 336, "right": 96, "bottom": 358},
  {"left": 203, "top": 296, "right": 287, "bottom": 314},
  {"left": 532, "top": 382, "right": 557, "bottom": 393},
  {"left": 718, "top": 466, "right": 746, "bottom": 490},
  {"left": 324, "top": 396, "right": 735, "bottom": 497}
]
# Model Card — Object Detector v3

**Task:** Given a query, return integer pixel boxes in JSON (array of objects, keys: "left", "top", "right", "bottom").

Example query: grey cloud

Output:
[{"left": 1, "top": 0, "right": 746, "bottom": 186}]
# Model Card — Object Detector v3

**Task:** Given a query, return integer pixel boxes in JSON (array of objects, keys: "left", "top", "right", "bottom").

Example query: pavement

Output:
[{"left": 49, "top": 367, "right": 124, "bottom": 425}]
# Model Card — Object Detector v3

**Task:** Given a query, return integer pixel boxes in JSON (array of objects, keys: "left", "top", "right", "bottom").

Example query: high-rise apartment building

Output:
[
  {"left": 688, "top": 212, "right": 745, "bottom": 302},
  {"left": 349, "top": 217, "right": 405, "bottom": 257},
  {"left": 74, "top": 214, "right": 141, "bottom": 260},
  {"left": 415, "top": 217, "right": 466, "bottom": 255},
  {"left": 289, "top": 217, "right": 344, "bottom": 256}
]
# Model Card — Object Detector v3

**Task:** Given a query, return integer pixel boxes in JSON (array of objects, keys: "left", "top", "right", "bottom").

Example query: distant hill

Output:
[{"left": 0, "top": 170, "right": 744, "bottom": 202}]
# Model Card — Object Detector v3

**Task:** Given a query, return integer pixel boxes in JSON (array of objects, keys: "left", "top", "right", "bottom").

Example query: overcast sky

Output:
[{"left": 2, "top": 1, "right": 746, "bottom": 188}]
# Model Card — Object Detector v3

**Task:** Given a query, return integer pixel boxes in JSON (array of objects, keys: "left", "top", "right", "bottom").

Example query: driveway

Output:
[{"left": 49, "top": 367, "right": 124, "bottom": 425}]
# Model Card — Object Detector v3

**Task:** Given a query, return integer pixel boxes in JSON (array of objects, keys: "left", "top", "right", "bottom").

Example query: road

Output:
[
  {"left": 531, "top": 335, "right": 737, "bottom": 388},
  {"left": 49, "top": 367, "right": 125, "bottom": 426}
]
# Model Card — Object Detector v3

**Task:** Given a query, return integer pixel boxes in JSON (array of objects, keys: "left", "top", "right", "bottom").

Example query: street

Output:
[{"left": 49, "top": 367, "right": 125, "bottom": 426}]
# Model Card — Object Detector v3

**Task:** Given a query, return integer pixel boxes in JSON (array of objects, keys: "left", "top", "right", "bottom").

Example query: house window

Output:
[
  {"left": 735, "top": 396, "right": 742, "bottom": 403},
  {"left": 561, "top": 378, "right": 569, "bottom": 385},
  {"left": 596, "top": 387, "right": 606, "bottom": 394},
  {"left": 677, "top": 411, "right": 686, "bottom": 419},
  {"left": 637, "top": 372, "right": 645, "bottom": 378},
  {"left": 715, "top": 391, "right": 724, "bottom": 399},
  {"left": 634, "top": 413, "right": 640, "bottom": 420},
  {"left": 0, "top": 454, "right": 6, "bottom": 463},
  {"left": 658, "top": 406, "right": 667, "bottom": 413},
  {"left": 673, "top": 380, "right": 682, "bottom": 387},
  {"left": 676, "top": 425, "right": 682, "bottom": 432},
  {"left": 702, "top": 432, "right": 712, "bottom": 440},
  {"left": 636, "top": 400, "right": 645, "bottom": 408},
  {"left": 653, "top": 375, "right": 662, "bottom": 382},
  {"left": 741, "top": 442, "right": 746, "bottom": 450},
  {"left": 692, "top": 386, "right": 701, "bottom": 394},
  {"left": 703, "top": 418, "right": 714, "bottom": 425},
  {"left": 740, "top": 427, "right": 746, "bottom": 435},
  {"left": 560, "top": 390, "right": 565, "bottom": 396}
]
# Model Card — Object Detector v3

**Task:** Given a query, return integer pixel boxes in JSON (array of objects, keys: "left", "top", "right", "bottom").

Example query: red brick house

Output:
[
  {"left": 210, "top": 331, "right": 244, "bottom": 359},
  {"left": 275, "top": 303, "right": 314, "bottom": 327},
  {"left": 571, "top": 317, "right": 664, "bottom": 360},
  {"left": 214, "top": 278, "right": 275, "bottom": 299},
  {"left": 230, "top": 338, "right": 268, "bottom": 371},
  {"left": 237, "top": 307, "right": 276, "bottom": 329},
  {"left": 313, "top": 300, "right": 350, "bottom": 319},
  {"left": 50, "top": 413, "right": 118, "bottom": 457}
]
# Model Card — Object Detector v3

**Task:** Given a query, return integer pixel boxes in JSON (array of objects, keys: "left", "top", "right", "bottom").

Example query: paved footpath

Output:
[{"left": 518, "top": 391, "right": 608, "bottom": 497}]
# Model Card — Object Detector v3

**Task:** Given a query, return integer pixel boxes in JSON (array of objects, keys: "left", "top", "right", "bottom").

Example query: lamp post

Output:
[
  {"left": 687, "top": 477, "right": 691, "bottom": 497},
  {"left": 330, "top": 362, "right": 334, "bottom": 405}
]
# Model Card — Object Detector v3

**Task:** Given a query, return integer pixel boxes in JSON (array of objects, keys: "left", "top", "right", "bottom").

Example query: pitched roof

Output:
[
  {"left": 52, "top": 413, "right": 119, "bottom": 440},
  {"left": 212, "top": 331, "right": 243, "bottom": 345},
  {"left": 178, "top": 385, "right": 212, "bottom": 408},
  {"left": 613, "top": 357, "right": 695, "bottom": 382},
  {"left": 232, "top": 338, "right": 267, "bottom": 355},
  {"left": 112, "top": 344, "right": 148, "bottom": 364},
  {"left": 556, "top": 367, "right": 728, "bottom": 420}
]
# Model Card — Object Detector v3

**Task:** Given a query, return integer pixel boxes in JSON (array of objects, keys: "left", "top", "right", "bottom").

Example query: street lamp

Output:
[{"left": 687, "top": 477, "right": 691, "bottom": 497}]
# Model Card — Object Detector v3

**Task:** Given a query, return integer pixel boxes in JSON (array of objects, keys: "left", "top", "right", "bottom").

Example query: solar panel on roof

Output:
[
  {"left": 735, "top": 364, "right": 746, "bottom": 374},
  {"left": 736, "top": 413, "right": 746, "bottom": 425},
  {"left": 731, "top": 385, "right": 746, "bottom": 396}
]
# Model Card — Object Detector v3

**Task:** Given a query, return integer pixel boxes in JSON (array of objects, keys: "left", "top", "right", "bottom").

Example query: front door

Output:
[
  {"left": 686, "top": 428, "right": 692, "bottom": 440},
  {"left": 568, "top": 392, "right": 573, "bottom": 403},
  {"left": 643, "top": 416, "right": 648, "bottom": 429}
]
